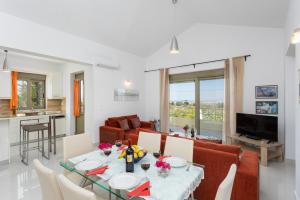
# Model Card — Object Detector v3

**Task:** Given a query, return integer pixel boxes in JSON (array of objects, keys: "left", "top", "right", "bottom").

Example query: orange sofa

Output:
[
  {"left": 99, "top": 115, "right": 154, "bottom": 144},
  {"left": 124, "top": 129, "right": 259, "bottom": 200}
]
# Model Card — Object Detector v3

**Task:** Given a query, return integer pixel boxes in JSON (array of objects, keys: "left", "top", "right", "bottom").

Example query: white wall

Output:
[
  {"left": 284, "top": 0, "right": 300, "bottom": 198},
  {"left": 295, "top": 44, "right": 300, "bottom": 200},
  {"left": 145, "top": 23, "right": 287, "bottom": 153},
  {"left": 0, "top": 12, "right": 146, "bottom": 143}
]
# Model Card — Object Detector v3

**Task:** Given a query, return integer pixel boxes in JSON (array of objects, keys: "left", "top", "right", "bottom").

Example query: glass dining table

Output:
[{"left": 60, "top": 146, "right": 204, "bottom": 200}]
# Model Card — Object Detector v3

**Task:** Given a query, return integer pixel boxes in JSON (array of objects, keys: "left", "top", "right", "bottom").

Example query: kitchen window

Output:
[{"left": 17, "top": 72, "right": 46, "bottom": 110}]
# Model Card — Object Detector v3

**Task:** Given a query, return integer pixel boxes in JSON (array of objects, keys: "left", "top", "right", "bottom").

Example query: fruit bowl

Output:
[{"left": 118, "top": 145, "right": 147, "bottom": 163}]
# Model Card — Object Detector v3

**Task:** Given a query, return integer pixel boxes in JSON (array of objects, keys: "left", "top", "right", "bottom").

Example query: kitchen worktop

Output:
[{"left": 0, "top": 111, "right": 65, "bottom": 120}]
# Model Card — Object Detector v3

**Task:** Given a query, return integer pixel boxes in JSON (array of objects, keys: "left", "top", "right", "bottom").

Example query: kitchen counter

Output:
[{"left": 0, "top": 111, "right": 65, "bottom": 120}]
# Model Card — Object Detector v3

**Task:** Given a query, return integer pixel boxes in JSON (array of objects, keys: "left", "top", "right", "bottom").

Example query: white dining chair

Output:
[
  {"left": 137, "top": 131, "right": 161, "bottom": 153},
  {"left": 57, "top": 174, "right": 105, "bottom": 200},
  {"left": 33, "top": 159, "right": 63, "bottom": 200},
  {"left": 164, "top": 136, "right": 194, "bottom": 162},
  {"left": 215, "top": 164, "right": 237, "bottom": 200},
  {"left": 63, "top": 133, "right": 94, "bottom": 184},
  {"left": 63, "top": 133, "right": 94, "bottom": 162}
]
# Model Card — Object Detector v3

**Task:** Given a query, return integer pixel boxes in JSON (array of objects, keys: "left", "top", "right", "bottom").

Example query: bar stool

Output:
[
  {"left": 19, "top": 119, "right": 40, "bottom": 158},
  {"left": 21, "top": 122, "right": 51, "bottom": 165}
]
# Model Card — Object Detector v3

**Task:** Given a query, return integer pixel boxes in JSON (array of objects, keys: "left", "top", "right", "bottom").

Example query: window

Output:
[
  {"left": 169, "top": 69, "right": 224, "bottom": 139},
  {"left": 17, "top": 72, "right": 46, "bottom": 110}
]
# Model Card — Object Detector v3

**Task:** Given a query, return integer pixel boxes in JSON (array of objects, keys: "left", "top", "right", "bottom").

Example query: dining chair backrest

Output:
[
  {"left": 63, "top": 133, "right": 94, "bottom": 162},
  {"left": 33, "top": 159, "right": 63, "bottom": 200},
  {"left": 57, "top": 174, "right": 99, "bottom": 200},
  {"left": 215, "top": 164, "right": 237, "bottom": 200},
  {"left": 164, "top": 136, "right": 194, "bottom": 162},
  {"left": 137, "top": 131, "right": 161, "bottom": 153}
]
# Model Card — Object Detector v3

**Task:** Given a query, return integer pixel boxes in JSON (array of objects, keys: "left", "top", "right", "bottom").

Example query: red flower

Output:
[
  {"left": 155, "top": 160, "right": 171, "bottom": 170},
  {"left": 98, "top": 143, "right": 112, "bottom": 150}
]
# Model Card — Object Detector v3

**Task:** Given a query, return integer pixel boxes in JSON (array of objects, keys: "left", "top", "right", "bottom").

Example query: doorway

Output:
[{"left": 75, "top": 73, "right": 85, "bottom": 134}]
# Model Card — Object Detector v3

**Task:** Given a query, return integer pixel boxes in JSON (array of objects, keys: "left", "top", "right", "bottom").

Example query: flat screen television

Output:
[{"left": 236, "top": 113, "right": 278, "bottom": 142}]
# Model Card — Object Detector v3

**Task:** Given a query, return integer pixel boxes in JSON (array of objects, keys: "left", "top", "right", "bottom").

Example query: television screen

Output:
[{"left": 236, "top": 113, "right": 278, "bottom": 141}]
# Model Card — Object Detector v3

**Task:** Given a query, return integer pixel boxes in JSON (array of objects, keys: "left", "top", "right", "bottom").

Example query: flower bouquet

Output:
[
  {"left": 155, "top": 160, "right": 171, "bottom": 178},
  {"left": 98, "top": 143, "right": 113, "bottom": 150}
]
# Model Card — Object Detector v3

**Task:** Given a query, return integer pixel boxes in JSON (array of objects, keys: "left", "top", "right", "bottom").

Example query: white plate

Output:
[
  {"left": 164, "top": 157, "right": 187, "bottom": 168},
  {"left": 108, "top": 173, "right": 141, "bottom": 190},
  {"left": 75, "top": 159, "right": 105, "bottom": 171}
]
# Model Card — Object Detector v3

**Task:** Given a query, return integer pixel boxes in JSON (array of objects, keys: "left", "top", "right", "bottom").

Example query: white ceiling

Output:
[{"left": 0, "top": 0, "right": 289, "bottom": 57}]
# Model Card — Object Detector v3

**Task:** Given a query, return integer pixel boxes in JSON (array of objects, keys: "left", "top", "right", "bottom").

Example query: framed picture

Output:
[
  {"left": 256, "top": 101, "right": 278, "bottom": 115},
  {"left": 255, "top": 85, "right": 278, "bottom": 99}
]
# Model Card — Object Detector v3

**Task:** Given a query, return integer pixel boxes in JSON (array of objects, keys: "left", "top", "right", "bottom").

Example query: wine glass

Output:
[
  {"left": 103, "top": 148, "right": 112, "bottom": 162},
  {"left": 153, "top": 150, "right": 161, "bottom": 160},
  {"left": 115, "top": 140, "right": 122, "bottom": 148},
  {"left": 141, "top": 159, "right": 151, "bottom": 179}
]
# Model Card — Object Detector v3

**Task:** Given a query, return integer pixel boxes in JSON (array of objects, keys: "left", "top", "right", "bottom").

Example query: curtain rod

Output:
[{"left": 144, "top": 55, "right": 251, "bottom": 73}]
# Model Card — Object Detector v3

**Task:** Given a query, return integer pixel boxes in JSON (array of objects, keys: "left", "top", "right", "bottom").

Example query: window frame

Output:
[
  {"left": 169, "top": 69, "right": 224, "bottom": 134},
  {"left": 17, "top": 72, "right": 46, "bottom": 110}
]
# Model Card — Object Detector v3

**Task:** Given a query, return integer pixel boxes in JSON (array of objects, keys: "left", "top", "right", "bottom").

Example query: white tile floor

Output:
[{"left": 0, "top": 139, "right": 296, "bottom": 200}]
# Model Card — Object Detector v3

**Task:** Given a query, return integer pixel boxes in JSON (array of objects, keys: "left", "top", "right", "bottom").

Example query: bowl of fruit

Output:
[{"left": 118, "top": 145, "right": 147, "bottom": 163}]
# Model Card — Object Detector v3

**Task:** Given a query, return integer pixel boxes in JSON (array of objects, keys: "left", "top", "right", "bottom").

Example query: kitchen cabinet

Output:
[
  {"left": 0, "top": 71, "right": 11, "bottom": 99},
  {"left": 47, "top": 72, "right": 65, "bottom": 99}
]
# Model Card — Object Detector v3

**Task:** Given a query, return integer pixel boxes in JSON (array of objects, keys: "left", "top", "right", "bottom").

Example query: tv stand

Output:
[
  {"left": 245, "top": 135, "right": 260, "bottom": 140},
  {"left": 231, "top": 134, "right": 283, "bottom": 167}
]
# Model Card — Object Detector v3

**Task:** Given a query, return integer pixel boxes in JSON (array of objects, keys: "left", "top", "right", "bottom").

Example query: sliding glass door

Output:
[
  {"left": 199, "top": 79, "right": 224, "bottom": 139},
  {"left": 169, "top": 82, "right": 195, "bottom": 132},
  {"left": 169, "top": 70, "right": 224, "bottom": 139}
]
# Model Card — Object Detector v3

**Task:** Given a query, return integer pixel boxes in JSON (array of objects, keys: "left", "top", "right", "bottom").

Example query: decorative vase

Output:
[{"left": 157, "top": 168, "right": 170, "bottom": 178}]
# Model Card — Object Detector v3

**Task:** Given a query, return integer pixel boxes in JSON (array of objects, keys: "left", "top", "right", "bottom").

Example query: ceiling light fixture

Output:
[
  {"left": 291, "top": 28, "right": 300, "bottom": 44},
  {"left": 1, "top": 50, "right": 9, "bottom": 71},
  {"left": 170, "top": 0, "right": 179, "bottom": 54}
]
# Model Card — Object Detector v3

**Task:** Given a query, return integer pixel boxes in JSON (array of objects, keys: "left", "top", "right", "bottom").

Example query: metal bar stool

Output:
[
  {"left": 21, "top": 122, "right": 51, "bottom": 165},
  {"left": 19, "top": 119, "right": 40, "bottom": 158}
]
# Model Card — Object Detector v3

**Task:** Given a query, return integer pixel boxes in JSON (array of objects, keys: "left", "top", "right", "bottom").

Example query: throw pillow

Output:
[
  {"left": 130, "top": 117, "right": 141, "bottom": 129},
  {"left": 118, "top": 119, "right": 130, "bottom": 131}
]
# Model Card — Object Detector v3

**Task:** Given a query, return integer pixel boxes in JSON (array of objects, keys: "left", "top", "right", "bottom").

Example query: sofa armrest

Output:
[
  {"left": 99, "top": 126, "right": 125, "bottom": 144},
  {"left": 232, "top": 150, "right": 259, "bottom": 200},
  {"left": 140, "top": 121, "right": 154, "bottom": 130}
]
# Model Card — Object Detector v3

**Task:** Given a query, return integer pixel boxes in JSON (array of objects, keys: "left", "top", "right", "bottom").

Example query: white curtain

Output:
[{"left": 223, "top": 57, "right": 245, "bottom": 143}]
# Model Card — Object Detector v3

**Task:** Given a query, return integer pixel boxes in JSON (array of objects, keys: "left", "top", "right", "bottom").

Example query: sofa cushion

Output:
[
  {"left": 194, "top": 140, "right": 241, "bottom": 157},
  {"left": 125, "top": 115, "right": 138, "bottom": 129},
  {"left": 107, "top": 116, "right": 126, "bottom": 128},
  {"left": 118, "top": 119, "right": 130, "bottom": 131},
  {"left": 130, "top": 117, "right": 141, "bottom": 129}
]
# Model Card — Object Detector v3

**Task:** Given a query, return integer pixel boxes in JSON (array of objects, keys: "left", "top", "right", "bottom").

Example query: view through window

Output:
[
  {"left": 17, "top": 72, "right": 46, "bottom": 110},
  {"left": 169, "top": 71, "right": 224, "bottom": 139}
]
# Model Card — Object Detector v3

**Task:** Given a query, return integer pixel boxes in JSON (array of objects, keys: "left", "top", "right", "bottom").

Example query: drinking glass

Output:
[
  {"left": 115, "top": 140, "right": 122, "bottom": 148},
  {"left": 153, "top": 150, "right": 161, "bottom": 160},
  {"left": 103, "top": 148, "right": 112, "bottom": 162},
  {"left": 141, "top": 159, "right": 151, "bottom": 178}
]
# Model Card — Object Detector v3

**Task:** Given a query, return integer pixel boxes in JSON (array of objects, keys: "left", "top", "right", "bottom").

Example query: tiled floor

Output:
[{"left": 0, "top": 139, "right": 296, "bottom": 200}]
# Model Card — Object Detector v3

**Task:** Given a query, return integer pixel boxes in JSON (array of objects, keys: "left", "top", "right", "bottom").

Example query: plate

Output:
[
  {"left": 164, "top": 157, "right": 187, "bottom": 168},
  {"left": 75, "top": 159, "right": 105, "bottom": 171},
  {"left": 108, "top": 173, "right": 141, "bottom": 190}
]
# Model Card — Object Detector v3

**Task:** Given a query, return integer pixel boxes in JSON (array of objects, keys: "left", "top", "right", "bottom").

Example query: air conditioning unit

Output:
[{"left": 95, "top": 58, "right": 120, "bottom": 70}]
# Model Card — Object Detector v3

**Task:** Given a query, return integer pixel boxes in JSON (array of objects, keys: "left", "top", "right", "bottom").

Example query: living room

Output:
[{"left": 0, "top": 0, "right": 299, "bottom": 200}]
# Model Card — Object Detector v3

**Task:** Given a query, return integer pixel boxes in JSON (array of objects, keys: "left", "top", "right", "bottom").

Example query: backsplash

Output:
[
  {"left": 47, "top": 98, "right": 66, "bottom": 113},
  {"left": 0, "top": 99, "right": 12, "bottom": 117}
]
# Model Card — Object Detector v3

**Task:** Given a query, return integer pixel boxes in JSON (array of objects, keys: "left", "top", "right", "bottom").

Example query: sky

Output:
[{"left": 170, "top": 79, "right": 224, "bottom": 102}]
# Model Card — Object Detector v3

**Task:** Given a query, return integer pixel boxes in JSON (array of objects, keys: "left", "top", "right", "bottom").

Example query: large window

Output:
[
  {"left": 169, "top": 69, "right": 224, "bottom": 139},
  {"left": 17, "top": 72, "right": 46, "bottom": 110}
]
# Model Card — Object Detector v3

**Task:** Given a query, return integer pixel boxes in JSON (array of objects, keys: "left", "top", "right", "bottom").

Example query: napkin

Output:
[
  {"left": 127, "top": 181, "right": 151, "bottom": 197},
  {"left": 86, "top": 165, "right": 108, "bottom": 176}
]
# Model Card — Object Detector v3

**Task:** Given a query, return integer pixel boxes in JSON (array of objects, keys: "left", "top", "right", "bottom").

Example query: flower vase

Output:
[{"left": 158, "top": 168, "right": 170, "bottom": 178}]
